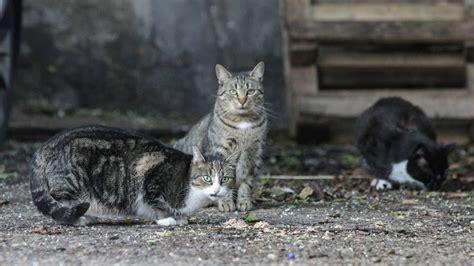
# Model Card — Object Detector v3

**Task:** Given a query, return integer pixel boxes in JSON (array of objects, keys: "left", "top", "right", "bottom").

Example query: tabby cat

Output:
[
  {"left": 174, "top": 62, "right": 267, "bottom": 212},
  {"left": 356, "top": 97, "right": 454, "bottom": 191},
  {"left": 30, "top": 126, "right": 236, "bottom": 226}
]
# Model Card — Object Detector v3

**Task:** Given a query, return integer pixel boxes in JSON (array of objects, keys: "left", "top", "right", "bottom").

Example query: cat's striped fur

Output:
[
  {"left": 30, "top": 125, "right": 236, "bottom": 226},
  {"left": 174, "top": 62, "right": 267, "bottom": 211}
]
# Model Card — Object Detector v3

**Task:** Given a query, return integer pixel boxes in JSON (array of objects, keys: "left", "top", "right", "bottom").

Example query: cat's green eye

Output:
[
  {"left": 201, "top": 175, "right": 212, "bottom": 183},
  {"left": 228, "top": 89, "right": 238, "bottom": 96},
  {"left": 247, "top": 89, "right": 256, "bottom": 95},
  {"left": 221, "top": 176, "right": 231, "bottom": 184}
]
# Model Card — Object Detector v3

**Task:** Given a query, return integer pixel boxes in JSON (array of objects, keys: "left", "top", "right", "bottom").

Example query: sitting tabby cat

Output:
[
  {"left": 356, "top": 97, "right": 455, "bottom": 191},
  {"left": 30, "top": 126, "right": 236, "bottom": 226},
  {"left": 174, "top": 62, "right": 267, "bottom": 212}
]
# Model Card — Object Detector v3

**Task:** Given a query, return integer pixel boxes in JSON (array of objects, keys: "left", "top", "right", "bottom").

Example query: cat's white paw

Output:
[
  {"left": 218, "top": 199, "right": 236, "bottom": 212},
  {"left": 73, "top": 216, "right": 89, "bottom": 226},
  {"left": 237, "top": 198, "right": 253, "bottom": 211},
  {"left": 156, "top": 217, "right": 177, "bottom": 226},
  {"left": 371, "top": 179, "right": 393, "bottom": 191}
]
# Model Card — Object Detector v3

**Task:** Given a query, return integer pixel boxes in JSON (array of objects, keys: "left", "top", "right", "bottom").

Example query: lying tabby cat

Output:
[
  {"left": 30, "top": 126, "right": 236, "bottom": 226},
  {"left": 174, "top": 62, "right": 267, "bottom": 212}
]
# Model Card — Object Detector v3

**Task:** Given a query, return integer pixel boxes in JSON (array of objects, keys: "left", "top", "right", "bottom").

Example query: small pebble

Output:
[
  {"left": 371, "top": 257, "right": 382, "bottom": 263},
  {"left": 287, "top": 252, "right": 296, "bottom": 260},
  {"left": 267, "top": 254, "right": 277, "bottom": 260}
]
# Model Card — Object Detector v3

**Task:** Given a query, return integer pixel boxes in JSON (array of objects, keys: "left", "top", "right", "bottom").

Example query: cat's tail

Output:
[{"left": 29, "top": 153, "right": 89, "bottom": 224}]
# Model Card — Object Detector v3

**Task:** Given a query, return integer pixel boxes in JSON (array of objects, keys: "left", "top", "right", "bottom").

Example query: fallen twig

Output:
[{"left": 259, "top": 175, "right": 368, "bottom": 180}]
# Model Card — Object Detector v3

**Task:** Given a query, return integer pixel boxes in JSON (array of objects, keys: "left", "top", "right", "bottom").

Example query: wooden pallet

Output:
[{"left": 281, "top": 0, "right": 474, "bottom": 138}]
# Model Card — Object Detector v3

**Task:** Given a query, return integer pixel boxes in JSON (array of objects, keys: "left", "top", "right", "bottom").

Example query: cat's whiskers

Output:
[{"left": 255, "top": 105, "right": 279, "bottom": 119}]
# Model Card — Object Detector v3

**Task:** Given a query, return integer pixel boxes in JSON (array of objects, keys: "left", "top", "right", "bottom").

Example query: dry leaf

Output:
[
  {"left": 0, "top": 198, "right": 9, "bottom": 206},
  {"left": 155, "top": 231, "right": 175, "bottom": 237},
  {"left": 460, "top": 176, "right": 474, "bottom": 183},
  {"left": 32, "top": 225, "right": 48, "bottom": 235},
  {"left": 374, "top": 221, "right": 385, "bottom": 228},
  {"left": 32, "top": 225, "right": 61, "bottom": 235},
  {"left": 449, "top": 163, "right": 461, "bottom": 170},
  {"left": 298, "top": 186, "right": 314, "bottom": 200},
  {"left": 223, "top": 218, "right": 248, "bottom": 230},
  {"left": 253, "top": 221, "right": 270, "bottom": 230},
  {"left": 402, "top": 199, "right": 419, "bottom": 205},
  {"left": 447, "top": 192, "right": 469, "bottom": 198}
]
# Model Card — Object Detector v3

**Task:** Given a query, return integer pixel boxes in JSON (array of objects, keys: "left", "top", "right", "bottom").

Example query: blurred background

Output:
[
  {"left": 8, "top": 0, "right": 285, "bottom": 141},
  {"left": 4, "top": 0, "right": 474, "bottom": 145}
]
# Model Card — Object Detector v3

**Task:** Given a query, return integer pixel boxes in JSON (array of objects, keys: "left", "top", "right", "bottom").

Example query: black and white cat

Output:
[{"left": 356, "top": 97, "right": 455, "bottom": 191}]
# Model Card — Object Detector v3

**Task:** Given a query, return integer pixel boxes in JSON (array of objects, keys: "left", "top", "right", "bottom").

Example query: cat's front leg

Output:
[
  {"left": 218, "top": 190, "right": 236, "bottom": 212},
  {"left": 235, "top": 147, "right": 260, "bottom": 211},
  {"left": 237, "top": 181, "right": 253, "bottom": 211}
]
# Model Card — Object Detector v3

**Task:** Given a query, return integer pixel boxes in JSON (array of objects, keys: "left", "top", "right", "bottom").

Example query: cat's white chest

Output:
[
  {"left": 236, "top": 122, "right": 254, "bottom": 130},
  {"left": 179, "top": 187, "right": 210, "bottom": 215},
  {"left": 389, "top": 160, "right": 426, "bottom": 189}
]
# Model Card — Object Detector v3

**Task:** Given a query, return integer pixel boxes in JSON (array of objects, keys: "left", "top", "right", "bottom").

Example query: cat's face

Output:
[
  {"left": 407, "top": 143, "right": 455, "bottom": 190},
  {"left": 215, "top": 62, "right": 265, "bottom": 115},
  {"left": 189, "top": 147, "right": 236, "bottom": 201}
]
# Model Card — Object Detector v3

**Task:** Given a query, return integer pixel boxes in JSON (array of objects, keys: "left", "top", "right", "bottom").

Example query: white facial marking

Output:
[
  {"left": 179, "top": 186, "right": 212, "bottom": 216},
  {"left": 389, "top": 160, "right": 426, "bottom": 190},
  {"left": 211, "top": 172, "right": 221, "bottom": 195},
  {"left": 236, "top": 122, "right": 254, "bottom": 130}
]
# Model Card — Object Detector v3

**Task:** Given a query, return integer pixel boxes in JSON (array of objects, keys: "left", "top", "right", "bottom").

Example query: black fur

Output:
[{"left": 356, "top": 97, "right": 454, "bottom": 190}]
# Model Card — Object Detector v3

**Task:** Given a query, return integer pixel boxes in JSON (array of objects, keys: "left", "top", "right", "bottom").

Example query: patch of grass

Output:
[{"left": 244, "top": 214, "right": 258, "bottom": 223}]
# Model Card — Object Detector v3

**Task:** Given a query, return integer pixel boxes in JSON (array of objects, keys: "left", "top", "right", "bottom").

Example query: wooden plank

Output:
[
  {"left": 297, "top": 90, "right": 474, "bottom": 119},
  {"left": 259, "top": 175, "right": 367, "bottom": 180},
  {"left": 290, "top": 42, "right": 318, "bottom": 66},
  {"left": 465, "top": 0, "right": 474, "bottom": 19},
  {"left": 291, "top": 66, "right": 319, "bottom": 96},
  {"left": 319, "top": 66, "right": 465, "bottom": 89},
  {"left": 282, "top": 0, "right": 310, "bottom": 25},
  {"left": 311, "top": 0, "right": 463, "bottom": 3},
  {"left": 466, "top": 64, "right": 474, "bottom": 92},
  {"left": 280, "top": 0, "right": 300, "bottom": 136},
  {"left": 289, "top": 21, "right": 474, "bottom": 42},
  {"left": 311, "top": 4, "right": 464, "bottom": 21},
  {"left": 318, "top": 52, "right": 464, "bottom": 68}
]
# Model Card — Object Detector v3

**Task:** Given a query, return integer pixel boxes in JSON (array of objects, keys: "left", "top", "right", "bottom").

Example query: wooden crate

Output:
[{"left": 281, "top": 0, "right": 474, "bottom": 138}]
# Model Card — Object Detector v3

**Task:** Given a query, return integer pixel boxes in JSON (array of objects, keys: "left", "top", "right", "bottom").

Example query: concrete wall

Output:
[{"left": 16, "top": 0, "right": 285, "bottom": 121}]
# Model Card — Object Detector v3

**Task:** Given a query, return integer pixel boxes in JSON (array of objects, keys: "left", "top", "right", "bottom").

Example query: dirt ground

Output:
[{"left": 0, "top": 136, "right": 472, "bottom": 265}]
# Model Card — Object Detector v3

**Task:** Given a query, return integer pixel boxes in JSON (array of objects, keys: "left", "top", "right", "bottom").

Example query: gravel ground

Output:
[{"left": 0, "top": 139, "right": 472, "bottom": 265}]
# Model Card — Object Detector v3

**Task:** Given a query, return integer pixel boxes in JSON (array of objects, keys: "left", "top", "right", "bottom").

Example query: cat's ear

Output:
[
  {"left": 192, "top": 146, "right": 206, "bottom": 164},
  {"left": 215, "top": 64, "right": 233, "bottom": 85},
  {"left": 443, "top": 143, "right": 456, "bottom": 154},
  {"left": 249, "top": 61, "right": 265, "bottom": 81}
]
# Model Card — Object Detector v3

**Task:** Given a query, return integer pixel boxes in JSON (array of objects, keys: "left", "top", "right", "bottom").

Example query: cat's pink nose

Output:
[{"left": 238, "top": 96, "right": 247, "bottom": 105}]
